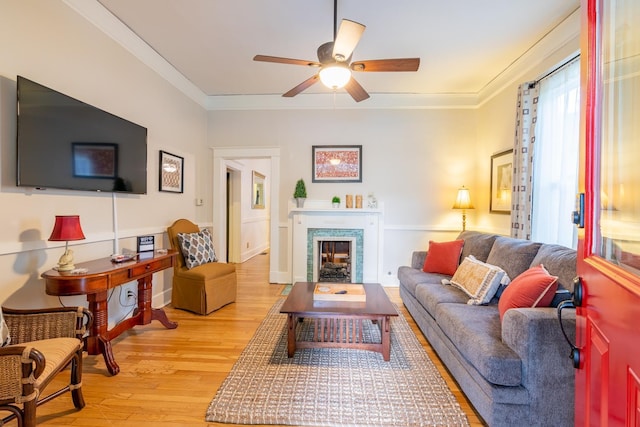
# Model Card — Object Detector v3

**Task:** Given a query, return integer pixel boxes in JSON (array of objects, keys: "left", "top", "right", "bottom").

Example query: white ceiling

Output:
[{"left": 93, "top": 0, "right": 579, "bottom": 102}]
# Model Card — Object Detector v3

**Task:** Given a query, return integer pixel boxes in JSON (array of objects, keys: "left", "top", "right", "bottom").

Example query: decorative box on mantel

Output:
[{"left": 289, "top": 199, "right": 384, "bottom": 284}]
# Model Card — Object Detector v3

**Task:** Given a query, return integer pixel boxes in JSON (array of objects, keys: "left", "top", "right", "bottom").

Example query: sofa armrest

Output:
[
  {"left": 411, "top": 251, "right": 427, "bottom": 270},
  {"left": 501, "top": 307, "right": 576, "bottom": 417}
]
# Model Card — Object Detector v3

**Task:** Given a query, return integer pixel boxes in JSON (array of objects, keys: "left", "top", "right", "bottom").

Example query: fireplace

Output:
[
  {"left": 290, "top": 202, "right": 383, "bottom": 284},
  {"left": 308, "top": 230, "right": 362, "bottom": 282},
  {"left": 317, "top": 240, "right": 352, "bottom": 282}
]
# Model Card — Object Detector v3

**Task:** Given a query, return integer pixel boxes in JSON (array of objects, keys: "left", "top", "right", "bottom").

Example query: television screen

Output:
[{"left": 16, "top": 76, "right": 147, "bottom": 194}]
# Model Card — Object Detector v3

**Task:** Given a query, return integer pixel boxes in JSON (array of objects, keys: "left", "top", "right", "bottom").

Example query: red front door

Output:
[{"left": 576, "top": 0, "right": 640, "bottom": 425}]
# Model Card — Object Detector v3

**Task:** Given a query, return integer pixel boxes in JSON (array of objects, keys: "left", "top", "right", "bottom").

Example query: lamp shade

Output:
[
  {"left": 48, "top": 215, "right": 86, "bottom": 241},
  {"left": 319, "top": 64, "right": 351, "bottom": 89},
  {"left": 452, "top": 187, "right": 474, "bottom": 210}
]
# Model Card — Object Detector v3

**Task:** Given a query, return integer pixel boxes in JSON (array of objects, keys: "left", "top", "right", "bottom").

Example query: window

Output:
[{"left": 531, "top": 58, "right": 581, "bottom": 248}]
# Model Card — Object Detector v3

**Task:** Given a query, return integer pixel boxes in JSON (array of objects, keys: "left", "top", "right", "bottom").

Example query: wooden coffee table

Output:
[{"left": 280, "top": 282, "right": 398, "bottom": 361}]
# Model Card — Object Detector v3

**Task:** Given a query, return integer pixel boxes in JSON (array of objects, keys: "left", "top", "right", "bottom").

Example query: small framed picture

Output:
[
  {"left": 252, "top": 171, "right": 265, "bottom": 209},
  {"left": 312, "top": 145, "right": 362, "bottom": 183},
  {"left": 490, "top": 149, "right": 513, "bottom": 213},
  {"left": 159, "top": 150, "right": 184, "bottom": 193}
]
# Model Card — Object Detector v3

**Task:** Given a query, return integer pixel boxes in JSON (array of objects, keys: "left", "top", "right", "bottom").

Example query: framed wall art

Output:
[
  {"left": 312, "top": 145, "right": 362, "bottom": 183},
  {"left": 159, "top": 150, "right": 184, "bottom": 193},
  {"left": 252, "top": 170, "right": 265, "bottom": 209},
  {"left": 490, "top": 149, "right": 513, "bottom": 213}
]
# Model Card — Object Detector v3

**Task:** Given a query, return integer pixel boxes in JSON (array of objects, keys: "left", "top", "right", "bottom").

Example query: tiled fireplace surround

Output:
[{"left": 290, "top": 202, "right": 384, "bottom": 284}]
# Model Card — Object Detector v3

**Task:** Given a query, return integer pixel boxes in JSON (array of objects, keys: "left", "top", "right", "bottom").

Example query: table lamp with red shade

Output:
[{"left": 48, "top": 215, "right": 86, "bottom": 271}]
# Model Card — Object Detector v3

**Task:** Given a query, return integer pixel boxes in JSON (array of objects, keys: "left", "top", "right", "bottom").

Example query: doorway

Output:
[{"left": 212, "top": 147, "right": 282, "bottom": 283}]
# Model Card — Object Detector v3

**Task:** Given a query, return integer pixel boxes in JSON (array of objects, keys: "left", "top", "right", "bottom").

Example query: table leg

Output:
[
  {"left": 287, "top": 313, "right": 297, "bottom": 357},
  {"left": 381, "top": 315, "right": 391, "bottom": 361},
  {"left": 98, "top": 335, "right": 120, "bottom": 375},
  {"left": 85, "top": 291, "right": 121, "bottom": 375}
]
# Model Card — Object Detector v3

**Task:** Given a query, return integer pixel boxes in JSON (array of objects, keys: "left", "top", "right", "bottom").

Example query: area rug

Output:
[{"left": 205, "top": 299, "right": 469, "bottom": 426}]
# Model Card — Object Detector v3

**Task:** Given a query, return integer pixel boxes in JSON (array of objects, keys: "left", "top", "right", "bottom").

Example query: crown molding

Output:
[
  {"left": 65, "top": 1, "right": 580, "bottom": 111},
  {"left": 63, "top": 0, "right": 208, "bottom": 107}
]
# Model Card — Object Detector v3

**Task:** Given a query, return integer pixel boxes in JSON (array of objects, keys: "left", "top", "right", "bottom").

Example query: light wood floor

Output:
[{"left": 22, "top": 253, "right": 485, "bottom": 426}]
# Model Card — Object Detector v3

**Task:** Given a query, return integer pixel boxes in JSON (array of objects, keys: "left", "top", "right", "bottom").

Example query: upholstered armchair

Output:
[
  {"left": 0, "top": 306, "right": 92, "bottom": 427},
  {"left": 167, "top": 219, "right": 237, "bottom": 315}
]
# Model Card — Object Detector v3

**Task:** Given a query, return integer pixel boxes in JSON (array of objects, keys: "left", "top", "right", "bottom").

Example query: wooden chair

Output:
[
  {"left": 167, "top": 219, "right": 237, "bottom": 315},
  {"left": 0, "top": 306, "right": 92, "bottom": 427}
]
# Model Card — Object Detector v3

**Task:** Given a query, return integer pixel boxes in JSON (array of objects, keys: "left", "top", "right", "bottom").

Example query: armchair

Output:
[
  {"left": 167, "top": 219, "right": 237, "bottom": 314},
  {"left": 0, "top": 306, "right": 92, "bottom": 427}
]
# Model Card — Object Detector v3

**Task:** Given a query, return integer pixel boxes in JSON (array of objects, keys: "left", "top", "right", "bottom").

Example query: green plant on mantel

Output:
[
  {"left": 332, "top": 196, "right": 341, "bottom": 204},
  {"left": 293, "top": 179, "right": 307, "bottom": 198}
]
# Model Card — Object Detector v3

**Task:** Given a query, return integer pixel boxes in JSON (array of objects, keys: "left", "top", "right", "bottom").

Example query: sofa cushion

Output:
[
  {"left": 458, "top": 231, "right": 498, "bottom": 263},
  {"left": 397, "top": 266, "right": 449, "bottom": 298},
  {"left": 485, "top": 236, "right": 542, "bottom": 281},
  {"left": 530, "top": 243, "right": 576, "bottom": 299},
  {"left": 414, "top": 282, "right": 469, "bottom": 317},
  {"left": 435, "top": 303, "right": 522, "bottom": 386},
  {"left": 177, "top": 229, "right": 218, "bottom": 269},
  {"left": 451, "top": 256, "right": 507, "bottom": 305},
  {"left": 422, "top": 239, "right": 464, "bottom": 275},
  {"left": 498, "top": 265, "right": 558, "bottom": 321}
]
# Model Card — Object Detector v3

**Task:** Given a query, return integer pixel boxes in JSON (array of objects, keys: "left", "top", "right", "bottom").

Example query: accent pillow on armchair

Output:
[{"left": 177, "top": 228, "right": 218, "bottom": 269}]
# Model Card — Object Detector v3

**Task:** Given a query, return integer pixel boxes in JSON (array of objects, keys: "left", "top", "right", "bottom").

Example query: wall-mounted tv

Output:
[{"left": 16, "top": 76, "right": 147, "bottom": 194}]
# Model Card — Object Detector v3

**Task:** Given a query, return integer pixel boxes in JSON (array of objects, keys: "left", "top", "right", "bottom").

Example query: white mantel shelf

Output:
[{"left": 289, "top": 208, "right": 383, "bottom": 214}]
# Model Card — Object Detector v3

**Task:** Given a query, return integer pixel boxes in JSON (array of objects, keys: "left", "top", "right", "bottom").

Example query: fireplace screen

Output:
[{"left": 318, "top": 241, "right": 351, "bottom": 282}]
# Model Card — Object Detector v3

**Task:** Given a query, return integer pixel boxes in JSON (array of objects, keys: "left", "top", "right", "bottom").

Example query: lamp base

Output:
[{"left": 55, "top": 248, "right": 75, "bottom": 271}]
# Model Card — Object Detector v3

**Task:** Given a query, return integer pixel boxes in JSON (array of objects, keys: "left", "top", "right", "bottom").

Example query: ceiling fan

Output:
[{"left": 253, "top": 0, "right": 420, "bottom": 102}]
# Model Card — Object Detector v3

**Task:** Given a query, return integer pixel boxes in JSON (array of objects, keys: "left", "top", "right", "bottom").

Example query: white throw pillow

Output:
[{"left": 450, "top": 256, "right": 509, "bottom": 305}]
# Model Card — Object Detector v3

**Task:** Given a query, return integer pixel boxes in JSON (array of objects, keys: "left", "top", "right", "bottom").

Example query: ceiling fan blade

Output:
[
  {"left": 282, "top": 74, "right": 320, "bottom": 97},
  {"left": 332, "top": 19, "right": 365, "bottom": 61},
  {"left": 253, "top": 55, "right": 321, "bottom": 67},
  {"left": 351, "top": 58, "right": 420, "bottom": 72},
  {"left": 344, "top": 77, "right": 370, "bottom": 102}
]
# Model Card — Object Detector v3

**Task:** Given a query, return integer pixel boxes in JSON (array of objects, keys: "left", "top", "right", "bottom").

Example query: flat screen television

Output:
[{"left": 16, "top": 76, "right": 147, "bottom": 194}]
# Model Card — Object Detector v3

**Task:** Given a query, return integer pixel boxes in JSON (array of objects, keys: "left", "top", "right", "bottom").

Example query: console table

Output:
[{"left": 42, "top": 250, "right": 178, "bottom": 375}]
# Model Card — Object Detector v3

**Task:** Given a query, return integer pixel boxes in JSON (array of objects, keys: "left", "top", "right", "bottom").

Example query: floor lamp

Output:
[{"left": 452, "top": 186, "right": 474, "bottom": 231}]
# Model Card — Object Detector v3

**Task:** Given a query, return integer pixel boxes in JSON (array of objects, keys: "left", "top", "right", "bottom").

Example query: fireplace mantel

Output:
[{"left": 289, "top": 202, "right": 384, "bottom": 284}]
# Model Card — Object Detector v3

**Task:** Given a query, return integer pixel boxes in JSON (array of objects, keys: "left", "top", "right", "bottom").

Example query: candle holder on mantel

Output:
[{"left": 345, "top": 194, "right": 354, "bottom": 208}]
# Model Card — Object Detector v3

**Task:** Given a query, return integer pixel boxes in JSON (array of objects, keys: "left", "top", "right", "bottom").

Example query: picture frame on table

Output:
[
  {"left": 159, "top": 150, "right": 184, "bottom": 193},
  {"left": 312, "top": 145, "right": 362, "bottom": 183},
  {"left": 490, "top": 149, "right": 513, "bottom": 214}
]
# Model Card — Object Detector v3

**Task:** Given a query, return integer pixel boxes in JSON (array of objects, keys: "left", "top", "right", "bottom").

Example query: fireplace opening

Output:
[{"left": 317, "top": 241, "right": 351, "bottom": 282}]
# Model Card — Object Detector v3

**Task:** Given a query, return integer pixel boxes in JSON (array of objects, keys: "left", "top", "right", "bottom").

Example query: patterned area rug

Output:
[{"left": 205, "top": 299, "right": 469, "bottom": 426}]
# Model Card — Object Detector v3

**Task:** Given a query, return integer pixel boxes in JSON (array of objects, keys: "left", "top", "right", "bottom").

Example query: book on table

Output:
[{"left": 313, "top": 283, "right": 366, "bottom": 302}]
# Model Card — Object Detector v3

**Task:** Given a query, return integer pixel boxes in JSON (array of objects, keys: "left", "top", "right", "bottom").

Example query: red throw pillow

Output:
[
  {"left": 422, "top": 239, "right": 464, "bottom": 276},
  {"left": 498, "top": 264, "right": 558, "bottom": 321}
]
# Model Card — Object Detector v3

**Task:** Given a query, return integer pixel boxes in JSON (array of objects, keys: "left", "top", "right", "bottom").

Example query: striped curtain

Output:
[{"left": 510, "top": 82, "right": 539, "bottom": 239}]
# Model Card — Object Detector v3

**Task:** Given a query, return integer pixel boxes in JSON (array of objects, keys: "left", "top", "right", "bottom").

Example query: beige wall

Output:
[{"left": 0, "top": 1, "right": 208, "bottom": 320}]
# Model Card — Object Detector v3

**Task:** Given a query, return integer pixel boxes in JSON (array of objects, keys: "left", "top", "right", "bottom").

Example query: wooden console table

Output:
[{"left": 42, "top": 250, "right": 178, "bottom": 375}]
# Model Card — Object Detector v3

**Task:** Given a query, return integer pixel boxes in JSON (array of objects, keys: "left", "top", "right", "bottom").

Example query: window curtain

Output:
[
  {"left": 510, "top": 82, "right": 540, "bottom": 239},
  {"left": 531, "top": 58, "right": 580, "bottom": 248}
]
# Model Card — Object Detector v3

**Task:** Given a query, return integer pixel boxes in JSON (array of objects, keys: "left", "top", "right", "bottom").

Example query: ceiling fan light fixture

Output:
[{"left": 319, "top": 64, "right": 351, "bottom": 89}]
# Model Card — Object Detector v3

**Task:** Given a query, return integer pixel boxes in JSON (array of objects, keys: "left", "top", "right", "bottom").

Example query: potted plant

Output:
[
  {"left": 293, "top": 179, "right": 307, "bottom": 208},
  {"left": 332, "top": 196, "right": 341, "bottom": 208}
]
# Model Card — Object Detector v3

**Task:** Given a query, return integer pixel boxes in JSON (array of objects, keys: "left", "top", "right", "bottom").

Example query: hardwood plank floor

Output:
[{"left": 22, "top": 252, "right": 485, "bottom": 426}]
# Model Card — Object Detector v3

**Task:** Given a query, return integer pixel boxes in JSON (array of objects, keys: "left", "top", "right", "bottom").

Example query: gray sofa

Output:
[{"left": 398, "top": 230, "right": 576, "bottom": 426}]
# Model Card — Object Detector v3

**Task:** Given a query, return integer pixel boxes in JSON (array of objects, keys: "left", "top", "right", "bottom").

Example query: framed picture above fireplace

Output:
[{"left": 312, "top": 145, "right": 362, "bottom": 183}]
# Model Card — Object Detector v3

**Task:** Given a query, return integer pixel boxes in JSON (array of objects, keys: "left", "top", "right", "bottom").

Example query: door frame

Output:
[{"left": 212, "top": 147, "right": 281, "bottom": 283}]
